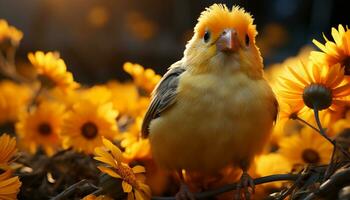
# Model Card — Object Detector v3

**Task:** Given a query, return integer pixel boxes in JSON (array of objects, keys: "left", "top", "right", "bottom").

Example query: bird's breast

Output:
[{"left": 149, "top": 71, "right": 276, "bottom": 172}]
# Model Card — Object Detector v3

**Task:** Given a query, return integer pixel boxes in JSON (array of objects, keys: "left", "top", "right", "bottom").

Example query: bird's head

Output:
[{"left": 184, "top": 4, "right": 263, "bottom": 78}]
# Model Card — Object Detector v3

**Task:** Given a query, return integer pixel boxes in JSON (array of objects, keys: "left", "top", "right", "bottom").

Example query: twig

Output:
[
  {"left": 151, "top": 174, "right": 299, "bottom": 200},
  {"left": 275, "top": 170, "right": 307, "bottom": 200},
  {"left": 304, "top": 167, "right": 350, "bottom": 200},
  {"left": 313, "top": 108, "right": 350, "bottom": 160},
  {"left": 50, "top": 179, "right": 93, "bottom": 200}
]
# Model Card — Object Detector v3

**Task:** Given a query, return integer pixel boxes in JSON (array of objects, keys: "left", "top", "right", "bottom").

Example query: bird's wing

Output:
[{"left": 141, "top": 65, "right": 186, "bottom": 138}]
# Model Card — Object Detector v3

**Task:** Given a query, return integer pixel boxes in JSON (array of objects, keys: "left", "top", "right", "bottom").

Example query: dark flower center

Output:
[
  {"left": 81, "top": 122, "right": 98, "bottom": 139},
  {"left": 303, "top": 83, "right": 332, "bottom": 110},
  {"left": 302, "top": 148, "right": 320, "bottom": 164},
  {"left": 343, "top": 56, "right": 350, "bottom": 75},
  {"left": 38, "top": 123, "right": 52, "bottom": 136}
]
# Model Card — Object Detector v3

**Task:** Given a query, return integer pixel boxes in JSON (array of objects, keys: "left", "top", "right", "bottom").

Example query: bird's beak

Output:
[{"left": 216, "top": 29, "right": 240, "bottom": 53}]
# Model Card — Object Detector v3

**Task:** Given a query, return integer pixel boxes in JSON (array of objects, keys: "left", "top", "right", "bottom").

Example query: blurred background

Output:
[{"left": 0, "top": 0, "right": 348, "bottom": 84}]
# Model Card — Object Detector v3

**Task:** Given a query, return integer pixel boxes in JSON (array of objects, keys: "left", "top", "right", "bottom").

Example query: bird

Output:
[{"left": 141, "top": 4, "right": 278, "bottom": 200}]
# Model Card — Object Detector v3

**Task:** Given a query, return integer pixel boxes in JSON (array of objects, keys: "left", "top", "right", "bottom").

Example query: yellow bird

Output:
[{"left": 142, "top": 4, "right": 277, "bottom": 199}]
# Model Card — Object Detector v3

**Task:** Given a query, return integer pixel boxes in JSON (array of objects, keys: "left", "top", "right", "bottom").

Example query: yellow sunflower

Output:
[
  {"left": 28, "top": 51, "right": 79, "bottom": 91},
  {"left": 61, "top": 101, "right": 118, "bottom": 154},
  {"left": 0, "top": 170, "right": 21, "bottom": 200},
  {"left": 254, "top": 153, "right": 292, "bottom": 188},
  {"left": 0, "top": 19, "right": 23, "bottom": 47},
  {"left": 276, "top": 61, "right": 350, "bottom": 116},
  {"left": 123, "top": 62, "right": 161, "bottom": 94},
  {"left": 120, "top": 117, "right": 152, "bottom": 162},
  {"left": 16, "top": 101, "right": 65, "bottom": 156},
  {"left": 266, "top": 45, "right": 314, "bottom": 86},
  {"left": 0, "top": 80, "right": 32, "bottom": 125},
  {"left": 0, "top": 134, "right": 17, "bottom": 170},
  {"left": 279, "top": 127, "right": 333, "bottom": 166},
  {"left": 107, "top": 81, "right": 150, "bottom": 117},
  {"left": 78, "top": 85, "right": 112, "bottom": 105},
  {"left": 94, "top": 137, "right": 151, "bottom": 200},
  {"left": 311, "top": 25, "right": 350, "bottom": 75}
]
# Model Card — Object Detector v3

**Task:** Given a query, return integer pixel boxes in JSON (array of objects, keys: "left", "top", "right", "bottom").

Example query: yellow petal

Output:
[
  {"left": 122, "top": 181, "right": 133, "bottom": 193},
  {"left": 97, "top": 166, "right": 121, "bottom": 179},
  {"left": 101, "top": 137, "right": 123, "bottom": 161},
  {"left": 132, "top": 165, "right": 146, "bottom": 174}
]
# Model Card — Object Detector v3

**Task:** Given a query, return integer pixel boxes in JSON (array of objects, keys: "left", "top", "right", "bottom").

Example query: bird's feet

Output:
[
  {"left": 175, "top": 183, "right": 196, "bottom": 200},
  {"left": 235, "top": 172, "right": 255, "bottom": 200}
]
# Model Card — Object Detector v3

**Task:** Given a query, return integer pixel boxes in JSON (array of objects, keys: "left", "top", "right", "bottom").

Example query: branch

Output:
[
  {"left": 50, "top": 179, "right": 98, "bottom": 200},
  {"left": 304, "top": 167, "right": 350, "bottom": 200},
  {"left": 151, "top": 174, "right": 299, "bottom": 200}
]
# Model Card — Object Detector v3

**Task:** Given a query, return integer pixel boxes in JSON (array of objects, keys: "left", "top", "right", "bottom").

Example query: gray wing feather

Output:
[{"left": 141, "top": 66, "right": 186, "bottom": 138}]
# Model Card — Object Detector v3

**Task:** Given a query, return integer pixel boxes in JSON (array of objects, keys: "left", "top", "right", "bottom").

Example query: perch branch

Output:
[{"left": 151, "top": 174, "right": 299, "bottom": 200}]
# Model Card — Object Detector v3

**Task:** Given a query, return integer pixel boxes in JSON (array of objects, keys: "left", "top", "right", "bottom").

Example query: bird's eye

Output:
[
  {"left": 245, "top": 34, "right": 250, "bottom": 46},
  {"left": 203, "top": 31, "right": 210, "bottom": 43}
]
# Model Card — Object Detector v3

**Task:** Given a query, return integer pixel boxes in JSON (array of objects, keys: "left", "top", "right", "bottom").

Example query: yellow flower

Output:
[
  {"left": 0, "top": 80, "right": 32, "bottom": 124},
  {"left": 276, "top": 61, "right": 350, "bottom": 116},
  {"left": 123, "top": 62, "right": 161, "bottom": 94},
  {"left": 0, "top": 134, "right": 17, "bottom": 170},
  {"left": 61, "top": 101, "right": 118, "bottom": 154},
  {"left": 0, "top": 19, "right": 23, "bottom": 46},
  {"left": 266, "top": 45, "right": 314, "bottom": 86},
  {"left": 82, "top": 194, "right": 113, "bottom": 200},
  {"left": 94, "top": 138, "right": 151, "bottom": 200},
  {"left": 254, "top": 153, "right": 292, "bottom": 188},
  {"left": 0, "top": 170, "right": 21, "bottom": 200},
  {"left": 80, "top": 85, "right": 112, "bottom": 105},
  {"left": 255, "top": 153, "right": 292, "bottom": 176},
  {"left": 28, "top": 51, "right": 79, "bottom": 91},
  {"left": 120, "top": 117, "right": 152, "bottom": 161},
  {"left": 279, "top": 127, "right": 333, "bottom": 166},
  {"left": 107, "top": 81, "right": 150, "bottom": 117},
  {"left": 16, "top": 101, "right": 65, "bottom": 156},
  {"left": 311, "top": 25, "right": 350, "bottom": 75}
]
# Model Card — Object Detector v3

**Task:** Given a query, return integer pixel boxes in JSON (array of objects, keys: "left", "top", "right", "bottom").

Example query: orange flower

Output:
[
  {"left": 123, "top": 62, "right": 161, "bottom": 94},
  {"left": 16, "top": 102, "right": 65, "bottom": 156},
  {"left": 94, "top": 138, "right": 151, "bottom": 200},
  {"left": 0, "top": 134, "right": 17, "bottom": 170},
  {"left": 276, "top": 61, "right": 350, "bottom": 118},
  {"left": 0, "top": 170, "right": 21, "bottom": 200},
  {"left": 311, "top": 25, "right": 350, "bottom": 75}
]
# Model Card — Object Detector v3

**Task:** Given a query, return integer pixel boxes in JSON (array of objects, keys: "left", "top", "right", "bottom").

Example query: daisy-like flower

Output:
[
  {"left": 123, "top": 62, "right": 161, "bottom": 94},
  {"left": 0, "top": 80, "right": 32, "bottom": 125},
  {"left": 254, "top": 153, "right": 292, "bottom": 188},
  {"left": 94, "top": 137, "right": 151, "bottom": 200},
  {"left": 279, "top": 127, "right": 333, "bottom": 166},
  {"left": 0, "top": 134, "right": 17, "bottom": 170},
  {"left": 120, "top": 117, "right": 152, "bottom": 161},
  {"left": 277, "top": 61, "right": 350, "bottom": 115},
  {"left": 28, "top": 51, "right": 79, "bottom": 91},
  {"left": 0, "top": 170, "right": 21, "bottom": 200},
  {"left": 16, "top": 101, "right": 65, "bottom": 156},
  {"left": 107, "top": 81, "right": 150, "bottom": 117},
  {"left": 311, "top": 25, "right": 350, "bottom": 75},
  {"left": 0, "top": 19, "right": 23, "bottom": 47},
  {"left": 61, "top": 101, "right": 118, "bottom": 154}
]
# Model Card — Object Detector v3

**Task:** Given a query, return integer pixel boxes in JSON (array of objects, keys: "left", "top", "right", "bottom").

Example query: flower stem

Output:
[
  {"left": 312, "top": 108, "right": 334, "bottom": 145},
  {"left": 294, "top": 116, "right": 320, "bottom": 133},
  {"left": 313, "top": 107, "right": 350, "bottom": 160}
]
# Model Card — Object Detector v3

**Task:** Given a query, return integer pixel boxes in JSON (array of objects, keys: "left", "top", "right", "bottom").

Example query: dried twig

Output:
[
  {"left": 304, "top": 167, "right": 350, "bottom": 200},
  {"left": 151, "top": 174, "right": 299, "bottom": 200}
]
